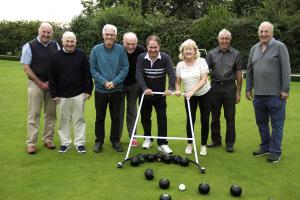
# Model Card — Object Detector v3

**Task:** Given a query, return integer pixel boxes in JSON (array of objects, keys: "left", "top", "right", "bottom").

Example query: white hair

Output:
[
  {"left": 218, "top": 28, "right": 231, "bottom": 39},
  {"left": 123, "top": 32, "right": 138, "bottom": 43},
  {"left": 102, "top": 24, "right": 117, "bottom": 35},
  {"left": 62, "top": 31, "right": 76, "bottom": 40},
  {"left": 258, "top": 21, "right": 274, "bottom": 33}
]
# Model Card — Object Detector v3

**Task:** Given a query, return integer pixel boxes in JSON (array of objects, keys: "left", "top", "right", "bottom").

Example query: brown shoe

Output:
[
  {"left": 27, "top": 146, "right": 37, "bottom": 154},
  {"left": 44, "top": 141, "right": 55, "bottom": 149}
]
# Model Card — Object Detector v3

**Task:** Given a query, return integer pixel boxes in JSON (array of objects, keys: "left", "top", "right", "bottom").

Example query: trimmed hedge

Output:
[{"left": 0, "top": 55, "right": 20, "bottom": 61}]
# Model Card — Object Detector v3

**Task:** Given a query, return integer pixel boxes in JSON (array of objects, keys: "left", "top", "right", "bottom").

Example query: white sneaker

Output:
[
  {"left": 158, "top": 144, "right": 173, "bottom": 154},
  {"left": 185, "top": 145, "right": 193, "bottom": 154},
  {"left": 142, "top": 138, "right": 152, "bottom": 149},
  {"left": 200, "top": 145, "right": 207, "bottom": 156}
]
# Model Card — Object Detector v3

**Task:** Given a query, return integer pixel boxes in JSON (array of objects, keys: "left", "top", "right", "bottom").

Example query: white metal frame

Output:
[{"left": 124, "top": 91, "right": 199, "bottom": 165}]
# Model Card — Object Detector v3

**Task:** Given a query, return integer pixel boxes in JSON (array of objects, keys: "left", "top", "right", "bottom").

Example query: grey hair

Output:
[
  {"left": 102, "top": 24, "right": 117, "bottom": 35},
  {"left": 218, "top": 28, "right": 231, "bottom": 39},
  {"left": 258, "top": 21, "right": 274, "bottom": 33},
  {"left": 62, "top": 31, "right": 76, "bottom": 40},
  {"left": 123, "top": 32, "right": 138, "bottom": 43}
]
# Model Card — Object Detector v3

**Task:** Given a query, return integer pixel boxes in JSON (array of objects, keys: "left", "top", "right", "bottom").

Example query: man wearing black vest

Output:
[{"left": 20, "top": 22, "right": 60, "bottom": 154}]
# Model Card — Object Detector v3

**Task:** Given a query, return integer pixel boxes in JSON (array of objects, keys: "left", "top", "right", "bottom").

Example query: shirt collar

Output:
[
  {"left": 217, "top": 46, "right": 232, "bottom": 53},
  {"left": 144, "top": 52, "right": 161, "bottom": 61},
  {"left": 37, "top": 36, "right": 52, "bottom": 47}
]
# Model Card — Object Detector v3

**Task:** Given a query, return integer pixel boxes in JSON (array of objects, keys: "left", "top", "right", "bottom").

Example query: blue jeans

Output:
[{"left": 253, "top": 95, "right": 286, "bottom": 156}]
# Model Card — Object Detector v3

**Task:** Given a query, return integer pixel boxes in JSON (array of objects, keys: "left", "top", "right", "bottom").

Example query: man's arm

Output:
[
  {"left": 165, "top": 54, "right": 175, "bottom": 91},
  {"left": 135, "top": 54, "right": 148, "bottom": 92},
  {"left": 89, "top": 46, "right": 107, "bottom": 87},
  {"left": 279, "top": 43, "right": 291, "bottom": 99},
  {"left": 246, "top": 48, "right": 254, "bottom": 100}
]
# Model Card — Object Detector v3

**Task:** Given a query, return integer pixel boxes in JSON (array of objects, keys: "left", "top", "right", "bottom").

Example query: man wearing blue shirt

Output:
[
  {"left": 246, "top": 21, "right": 291, "bottom": 163},
  {"left": 20, "top": 22, "right": 60, "bottom": 154},
  {"left": 90, "top": 24, "right": 129, "bottom": 153}
]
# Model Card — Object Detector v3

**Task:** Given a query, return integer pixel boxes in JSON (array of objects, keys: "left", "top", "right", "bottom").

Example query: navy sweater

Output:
[{"left": 49, "top": 49, "right": 93, "bottom": 98}]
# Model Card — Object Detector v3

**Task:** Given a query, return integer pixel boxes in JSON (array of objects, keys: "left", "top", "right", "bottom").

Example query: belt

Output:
[{"left": 212, "top": 80, "right": 235, "bottom": 85}]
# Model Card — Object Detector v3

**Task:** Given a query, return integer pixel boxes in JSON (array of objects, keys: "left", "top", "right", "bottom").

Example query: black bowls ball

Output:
[
  {"left": 144, "top": 169, "right": 154, "bottom": 180},
  {"left": 159, "top": 194, "right": 172, "bottom": 200},
  {"left": 159, "top": 178, "right": 170, "bottom": 189},
  {"left": 130, "top": 157, "right": 140, "bottom": 167},
  {"left": 180, "top": 158, "right": 189, "bottom": 166},
  {"left": 198, "top": 182, "right": 210, "bottom": 195},
  {"left": 230, "top": 185, "right": 242, "bottom": 197},
  {"left": 146, "top": 153, "right": 155, "bottom": 162}
]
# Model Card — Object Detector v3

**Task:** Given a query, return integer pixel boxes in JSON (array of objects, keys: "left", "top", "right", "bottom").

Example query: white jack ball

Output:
[{"left": 179, "top": 183, "right": 186, "bottom": 191}]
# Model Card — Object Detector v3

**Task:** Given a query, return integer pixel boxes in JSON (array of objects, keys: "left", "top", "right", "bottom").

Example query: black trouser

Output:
[
  {"left": 94, "top": 91, "right": 122, "bottom": 144},
  {"left": 184, "top": 91, "right": 211, "bottom": 145},
  {"left": 140, "top": 95, "right": 168, "bottom": 145},
  {"left": 210, "top": 81, "right": 236, "bottom": 147}
]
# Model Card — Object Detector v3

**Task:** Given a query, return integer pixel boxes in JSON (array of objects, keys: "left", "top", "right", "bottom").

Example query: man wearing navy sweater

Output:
[
  {"left": 49, "top": 31, "right": 93, "bottom": 153},
  {"left": 90, "top": 24, "right": 129, "bottom": 153},
  {"left": 136, "top": 35, "right": 176, "bottom": 154}
]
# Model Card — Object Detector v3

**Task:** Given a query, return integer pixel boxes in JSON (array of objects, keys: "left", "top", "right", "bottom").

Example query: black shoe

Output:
[
  {"left": 207, "top": 142, "right": 222, "bottom": 148},
  {"left": 267, "top": 153, "right": 281, "bottom": 163},
  {"left": 112, "top": 142, "right": 124, "bottom": 152},
  {"left": 253, "top": 148, "right": 270, "bottom": 156},
  {"left": 94, "top": 142, "right": 103, "bottom": 153},
  {"left": 226, "top": 146, "right": 234, "bottom": 153}
]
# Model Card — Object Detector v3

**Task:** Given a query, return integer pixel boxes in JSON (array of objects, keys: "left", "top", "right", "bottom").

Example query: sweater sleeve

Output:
[
  {"left": 89, "top": 46, "right": 107, "bottom": 86},
  {"left": 112, "top": 47, "right": 129, "bottom": 86},
  {"left": 136, "top": 54, "right": 148, "bottom": 91},
  {"left": 246, "top": 47, "right": 254, "bottom": 92},
  {"left": 278, "top": 43, "right": 291, "bottom": 93},
  {"left": 48, "top": 54, "right": 59, "bottom": 98},
  {"left": 165, "top": 54, "right": 176, "bottom": 91},
  {"left": 82, "top": 52, "right": 94, "bottom": 94}
]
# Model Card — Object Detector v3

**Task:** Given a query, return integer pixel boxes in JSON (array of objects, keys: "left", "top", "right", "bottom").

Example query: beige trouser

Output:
[
  {"left": 26, "top": 80, "right": 56, "bottom": 146},
  {"left": 58, "top": 93, "right": 86, "bottom": 147}
]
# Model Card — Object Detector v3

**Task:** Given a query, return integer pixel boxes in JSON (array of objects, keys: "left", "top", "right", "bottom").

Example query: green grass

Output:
[{"left": 0, "top": 60, "right": 300, "bottom": 200}]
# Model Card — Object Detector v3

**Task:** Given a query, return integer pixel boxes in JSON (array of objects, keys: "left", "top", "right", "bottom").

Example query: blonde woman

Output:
[{"left": 175, "top": 39, "right": 211, "bottom": 156}]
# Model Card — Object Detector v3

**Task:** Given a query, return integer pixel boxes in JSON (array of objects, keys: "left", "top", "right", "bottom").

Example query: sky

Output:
[{"left": 0, "top": 0, "right": 84, "bottom": 23}]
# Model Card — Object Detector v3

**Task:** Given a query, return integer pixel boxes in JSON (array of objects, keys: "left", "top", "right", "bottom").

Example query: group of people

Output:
[{"left": 20, "top": 21, "right": 290, "bottom": 163}]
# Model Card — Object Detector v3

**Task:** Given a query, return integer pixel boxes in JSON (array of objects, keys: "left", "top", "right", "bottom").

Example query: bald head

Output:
[
  {"left": 123, "top": 32, "right": 138, "bottom": 54},
  {"left": 258, "top": 21, "right": 274, "bottom": 45},
  {"left": 38, "top": 22, "right": 53, "bottom": 44},
  {"left": 62, "top": 31, "right": 76, "bottom": 53}
]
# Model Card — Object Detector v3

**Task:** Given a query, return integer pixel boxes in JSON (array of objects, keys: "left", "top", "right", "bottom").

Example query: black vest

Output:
[{"left": 29, "top": 39, "right": 58, "bottom": 81}]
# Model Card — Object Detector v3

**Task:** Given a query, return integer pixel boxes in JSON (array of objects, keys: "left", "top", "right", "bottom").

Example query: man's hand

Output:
[
  {"left": 105, "top": 81, "right": 115, "bottom": 89},
  {"left": 280, "top": 92, "right": 289, "bottom": 100},
  {"left": 53, "top": 97, "right": 60, "bottom": 104},
  {"left": 144, "top": 89, "right": 153, "bottom": 96},
  {"left": 246, "top": 91, "right": 253, "bottom": 101},
  {"left": 84, "top": 93, "right": 91, "bottom": 100},
  {"left": 235, "top": 92, "right": 241, "bottom": 104},
  {"left": 38, "top": 82, "right": 49, "bottom": 90},
  {"left": 185, "top": 91, "right": 194, "bottom": 100}
]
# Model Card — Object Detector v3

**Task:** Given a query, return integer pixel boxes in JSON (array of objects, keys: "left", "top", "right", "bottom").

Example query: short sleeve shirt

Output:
[{"left": 176, "top": 58, "right": 211, "bottom": 96}]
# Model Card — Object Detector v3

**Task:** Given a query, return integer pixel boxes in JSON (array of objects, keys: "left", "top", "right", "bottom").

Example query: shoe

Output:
[
  {"left": 207, "top": 142, "right": 222, "bottom": 148},
  {"left": 267, "top": 153, "right": 281, "bottom": 163},
  {"left": 94, "top": 142, "right": 103, "bottom": 153},
  {"left": 131, "top": 139, "right": 139, "bottom": 148},
  {"left": 200, "top": 145, "right": 207, "bottom": 156},
  {"left": 58, "top": 145, "right": 70, "bottom": 153},
  {"left": 26, "top": 146, "right": 37, "bottom": 154},
  {"left": 226, "top": 146, "right": 234, "bottom": 153},
  {"left": 184, "top": 145, "right": 193, "bottom": 154},
  {"left": 112, "top": 142, "right": 124, "bottom": 152},
  {"left": 142, "top": 138, "right": 152, "bottom": 149},
  {"left": 77, "top": 145, "right": 87, "bottom": 153},
  {"left": 44, "top": 141, "right": 55, "bottom": 149},
  {"left": 253, "top": 148, "right": 270, "bottom": 156},
  {"left": 158, "top": 144, "right": 173, "bottom": 154}
]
